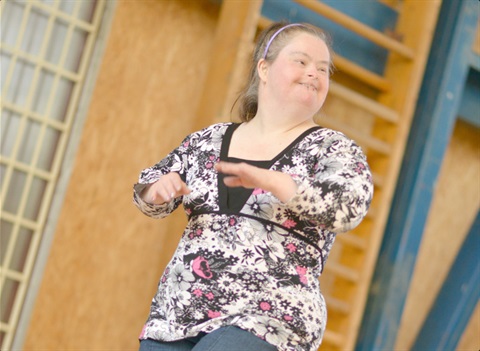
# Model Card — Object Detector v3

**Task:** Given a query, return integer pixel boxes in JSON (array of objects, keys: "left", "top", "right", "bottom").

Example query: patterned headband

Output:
[{"left": 262, "top": 23, "right": 305, "bottom": 59}]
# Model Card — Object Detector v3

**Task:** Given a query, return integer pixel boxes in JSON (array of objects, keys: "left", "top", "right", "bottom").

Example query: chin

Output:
[{"left": 299, "top": 96, "right": 323, "bottom": 111}]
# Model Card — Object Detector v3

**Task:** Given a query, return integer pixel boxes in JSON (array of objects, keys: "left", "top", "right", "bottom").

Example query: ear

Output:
[{"left": 257, "top": 58, "right": 269, "bottom": 83}]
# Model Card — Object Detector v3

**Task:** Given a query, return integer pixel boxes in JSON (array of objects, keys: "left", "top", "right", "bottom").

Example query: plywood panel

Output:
[
  {"left": 473, "top": 20, "right": 480, "bottom": 56},
  {"left": 23, "top": 0, "right": 219, "bottom": 349},
  {"left": 394, "top": 120, "right": 480, "bottom": 350},
  {"left": 457, "top": 301, "right": 480, "bottom": 351},
  {"left": 194, "top": 0, "right": 262, "bottom": 129}
]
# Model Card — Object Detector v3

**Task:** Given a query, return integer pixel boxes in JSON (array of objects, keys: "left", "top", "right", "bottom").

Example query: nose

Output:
[
  {"left": 308, "top": 72, "right": 318, "bottom": 80},
  {"left": 307, "top": 65, "right": 318, "bottom": 79}
]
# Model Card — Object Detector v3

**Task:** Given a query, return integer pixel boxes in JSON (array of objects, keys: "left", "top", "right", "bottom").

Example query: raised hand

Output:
[
  {"left": 142, "top": 172, "right": 190, "bottom": 205},
  {"left": 215, "top": 161, "right": 297, "bottom": 203}
]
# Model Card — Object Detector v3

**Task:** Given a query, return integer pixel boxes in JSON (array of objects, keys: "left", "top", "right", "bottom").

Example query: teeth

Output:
[{"left": 301, "top": 83, "right": 316, "bottom": 90}]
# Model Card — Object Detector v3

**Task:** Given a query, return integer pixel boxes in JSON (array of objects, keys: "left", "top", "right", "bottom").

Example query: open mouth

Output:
[{"left": 300, "top": 83, "right": 317, "bottom": 91}]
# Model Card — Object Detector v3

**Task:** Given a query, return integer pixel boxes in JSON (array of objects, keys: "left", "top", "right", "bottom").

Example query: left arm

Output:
[
  {"left": 215, "top": 162, "right": 298, "bottom": 203},
  {"left": 215, "top": 133, "right": 373, "bottom": 233}
]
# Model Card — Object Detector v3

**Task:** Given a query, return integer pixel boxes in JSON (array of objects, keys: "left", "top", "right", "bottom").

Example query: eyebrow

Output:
[{"left": 289, "top": 51, "right": 330, "bottom": 65}]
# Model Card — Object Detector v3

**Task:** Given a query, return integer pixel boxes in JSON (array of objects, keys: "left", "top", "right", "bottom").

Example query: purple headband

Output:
[{"left": 262, "top": 23, "right": 304, "bottom": 59}]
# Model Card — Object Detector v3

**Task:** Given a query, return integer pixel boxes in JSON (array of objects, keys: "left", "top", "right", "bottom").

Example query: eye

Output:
[
  {"left": 296, "top": 59, "right": 306, "bottom": 65},
  {"left": 317, "top": 66, "right": 330, "bottom": 75}
]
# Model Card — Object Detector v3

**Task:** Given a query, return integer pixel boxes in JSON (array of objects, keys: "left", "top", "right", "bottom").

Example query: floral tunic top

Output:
[{"left": 133, "top": 122, "right": 373, "bottom": 351}]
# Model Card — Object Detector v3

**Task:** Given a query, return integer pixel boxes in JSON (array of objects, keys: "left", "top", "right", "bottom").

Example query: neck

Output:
[{"left": 250, "top": 104, "right": 317, "bottom": 135}]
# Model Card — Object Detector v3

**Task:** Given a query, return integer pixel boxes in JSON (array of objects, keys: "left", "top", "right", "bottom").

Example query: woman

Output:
[{"left": 134, "top": 22, "right": 373, "bottom": 351}]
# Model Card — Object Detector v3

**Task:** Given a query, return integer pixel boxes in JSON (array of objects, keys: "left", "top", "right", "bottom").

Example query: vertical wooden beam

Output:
[
  {"left": 356, "top": 1, "right": 479, "bottom": 350},
  {"left": 412, "top": 212, "right": 480, "bottom": 350},
  {"left": 346, "top": 1, "right": 441, "bottom": 349},
  {"left": 194, "top": 0, "right": 263, "bottom": 130}
]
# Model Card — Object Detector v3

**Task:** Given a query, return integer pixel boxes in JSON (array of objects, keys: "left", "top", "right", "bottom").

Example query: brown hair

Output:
[{"left": 234, "top": 22, "right": 334, "bottom": 122}]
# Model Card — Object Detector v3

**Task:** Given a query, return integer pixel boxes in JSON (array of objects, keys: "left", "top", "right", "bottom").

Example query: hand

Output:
[
  {"left": 142, "top": 172, "right": 190, "bottom": 204},
  {"left": 215, "top": 161, "right": 264, "bottom": 189},
  {"left": 215, "top": 161, "right": 298, "bottom": 202}
]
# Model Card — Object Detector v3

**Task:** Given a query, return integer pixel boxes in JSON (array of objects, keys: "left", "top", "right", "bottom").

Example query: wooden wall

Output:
[
  {"left": 394, "top": 119, "right": 480, "bottom": 350},
  {"left": 23, "top": 0, "right": 219, "bottom": 349}
]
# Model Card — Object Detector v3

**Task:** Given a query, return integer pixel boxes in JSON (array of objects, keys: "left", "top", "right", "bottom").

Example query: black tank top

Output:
[
  {"left": 220, "top": 123, "right": 321, "bottom": 212},
  {"left": 225, "top": 157, "right": 270, "bottom": 212}
]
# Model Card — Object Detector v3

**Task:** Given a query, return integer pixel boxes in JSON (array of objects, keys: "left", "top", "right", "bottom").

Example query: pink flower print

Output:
[
  {"left": 183, "top": 141, "right": 190, "bottom": 147},
  {"left": 190, "top": 229, "right": 203, "bottom": 239},
  {"left": 139, "top": 324, "right": 147, "bottom": 339},
  {"left": 259, "top": 301, "right": 271, "bottom": 311},
  {"left": 286, "top": 243, "right": 297, "bottom": 253},
  {"left": 192, "top": 256, "right": 213, "bottom": 279},
  {"left": 296, "top": 266, "right": 308, "bottom": 285},
  {"left": 208, "top": 310, "right": 221, "bottom": 318},
  {"left": 193, "top": 289, "right": 203, "bottom": 297},
  {"left": 282, "top": 219, "right": 297, "bottom": 228},
  {"left": 229, "top": 217, "right": 237, "bottom": 226},
  {"left": 283, "top": 315, "right": 293, "bottom": 321},
  {"left": 252, "top": 188, "right": 266, "bottom": 195},
  {"left": 296, "top": 266, "right": 307, "bottom": 275},
  {"left": 161, "top": 267, "right": 170, "bottom": 283},
  {"left": 354, "top": 162, "right": 366, "bottom": 174},
  {"left": 206, "top": 161, "right": 214, "bottom": 169},
  {"left": 205, "top": 292, "right": 214, "bottom": 300}
]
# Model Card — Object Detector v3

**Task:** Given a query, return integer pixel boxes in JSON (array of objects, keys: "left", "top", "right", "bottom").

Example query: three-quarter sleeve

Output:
[
  {"left": 285, "top": 132, "right": 373, "bottom": 233},
  {"left": 133, "top": 133, "right": 194, "bottom": 219}
]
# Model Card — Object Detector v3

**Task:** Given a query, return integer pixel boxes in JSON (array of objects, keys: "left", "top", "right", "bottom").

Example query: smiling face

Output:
[{"left": 259, "top": 32, "right": 331, "bottom": 117}]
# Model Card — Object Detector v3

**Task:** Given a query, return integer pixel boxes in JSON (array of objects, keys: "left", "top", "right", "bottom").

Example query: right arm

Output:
[
  {"left": 133, "top": 134, "right": 194, "bottom": 219},
  {"left": 139, "top": 172, "right": 190, "bottom": 205}
]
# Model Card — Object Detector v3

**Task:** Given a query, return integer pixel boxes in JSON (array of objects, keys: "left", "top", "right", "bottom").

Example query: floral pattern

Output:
[{"left": 134, "top": 123, "right": 373, "bottom": 351}]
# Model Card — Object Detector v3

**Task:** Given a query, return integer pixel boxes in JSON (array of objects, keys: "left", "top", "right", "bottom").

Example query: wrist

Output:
[{"left": 267, "top": 172, "right": 297, "bottom": 203}]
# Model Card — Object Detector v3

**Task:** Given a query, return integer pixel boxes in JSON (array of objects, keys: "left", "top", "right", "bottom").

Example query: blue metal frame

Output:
[
  {"left": 356, "top": 1, "right": 479, "bottom": 350},
  {"left": 261, "top": 0, "right": 397, "bottom": 74},
  {"left": 412, "top": 211, "right": 480, "bottom": 350},
  {"left": 459, "top": 68, "right": 480, "bottom": 128}
]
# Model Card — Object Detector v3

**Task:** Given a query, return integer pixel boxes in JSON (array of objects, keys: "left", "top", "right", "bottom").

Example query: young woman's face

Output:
[{"left": 263, "top": 33, "right": 331, "bottom": 115}]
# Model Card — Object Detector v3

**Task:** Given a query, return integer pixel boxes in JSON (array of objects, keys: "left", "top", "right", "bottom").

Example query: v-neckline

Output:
[
  {"left": 221, "top": 123, "right": 322, "bottom": 164},
  {"left": 217, "top": 123, "right": 322, "bottom": 212}
]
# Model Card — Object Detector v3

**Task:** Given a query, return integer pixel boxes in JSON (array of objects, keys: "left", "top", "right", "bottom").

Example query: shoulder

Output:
[
  {"left": 182, "top": 122, "right": 233, "bottom": 143},
  {"left": 311, "top": 127, "right": 349, "bottom": 140},
  {"left": 307, "top": 127, "right": 365, "bottom": 157},
  {"left": 304, "top": 127, "right": 355, "bottom": 147},
  {"left": 190, "top": 122, "right": 234, "bottom": 137},
  {"left": 200, "top": 122, "right": 234, "bottom": 132}
]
